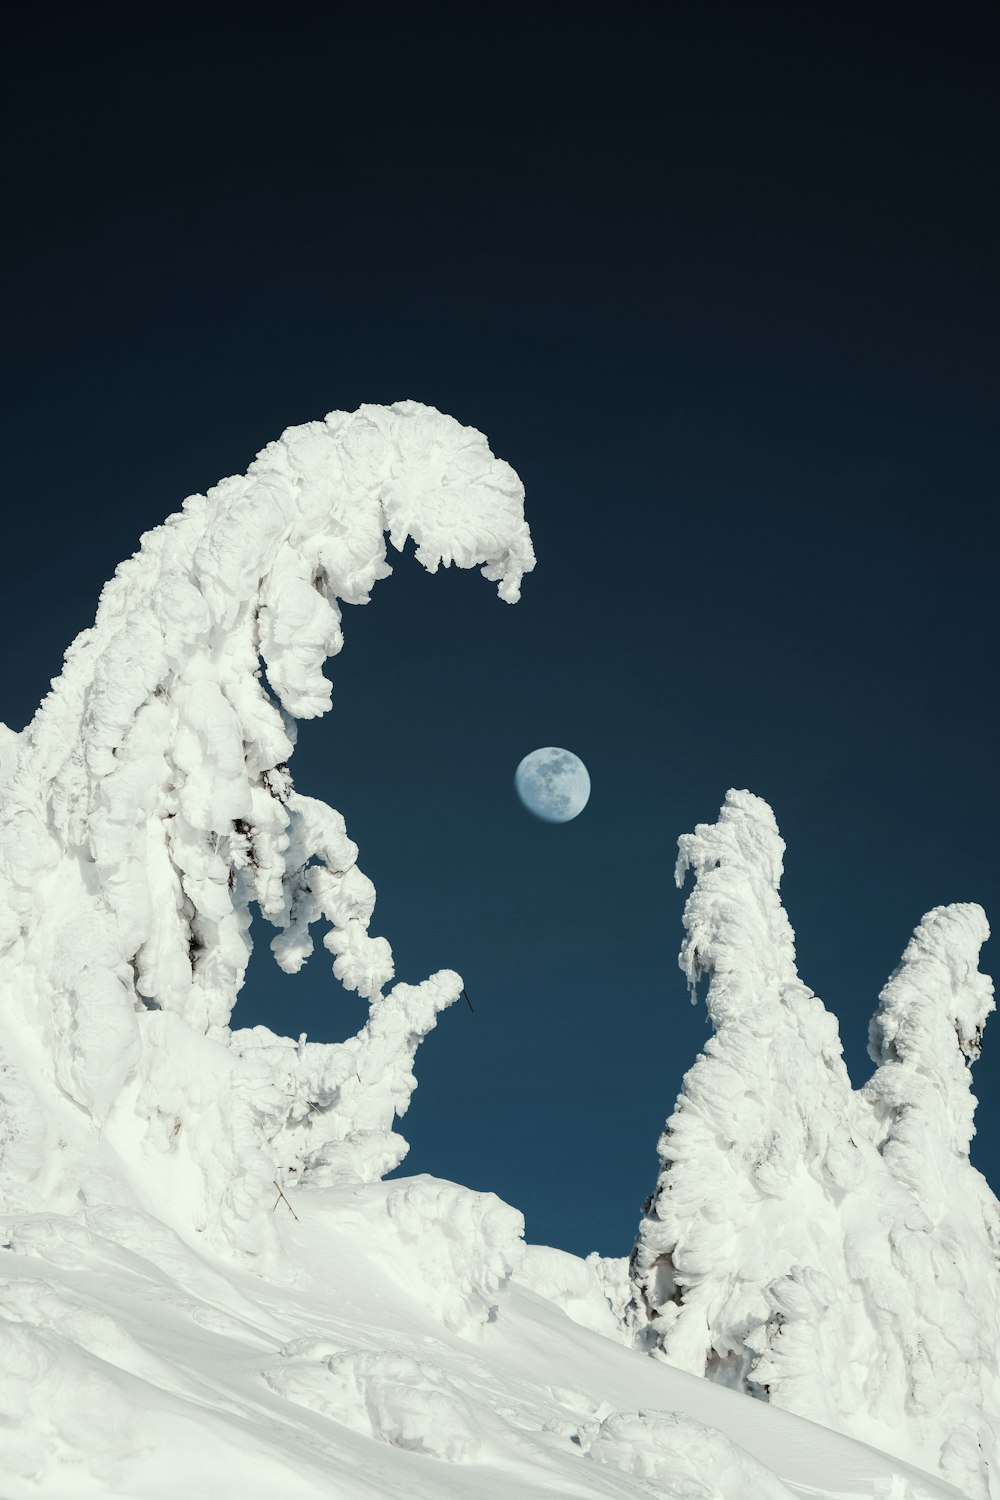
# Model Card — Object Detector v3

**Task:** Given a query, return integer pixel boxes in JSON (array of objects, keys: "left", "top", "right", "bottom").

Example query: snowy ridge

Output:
[
  {"left": 0, "top": 401, "right": 533, "bottom": 1257},
  {"left": 630, "top": 790, "right": 1000, "bottom": 1497}
]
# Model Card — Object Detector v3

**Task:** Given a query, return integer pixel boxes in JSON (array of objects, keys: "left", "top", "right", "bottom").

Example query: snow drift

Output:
[
  {"left": 629, "top": 789, "right": 1000, "bottom": 1498},
  {"left": 0, "top": 1172, "right": 958, "bottom": 1500}
]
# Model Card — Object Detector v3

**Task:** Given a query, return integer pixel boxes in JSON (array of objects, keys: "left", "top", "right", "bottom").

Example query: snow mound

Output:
[
  {"left": 629, "top": 789, "right": 1000, "bottom": 1497},
  {"left": 382, "top": 1176, "right": 525, "bottom": 1334},
  {"left": 0, "top": 1316, "right": 150, "bottom": 1491},
  {"left": 514, "top": 1242, "right": 630, "bottom": 1340},
  {"left": 263, "top": 1347, "right": 483, "bottom": 1461},
  {"left": 584, "top": 1409, "right": 798, "bottom": 1498}
]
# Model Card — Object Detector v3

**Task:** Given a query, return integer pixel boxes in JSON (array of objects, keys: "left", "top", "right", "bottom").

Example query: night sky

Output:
[{"left": 3, "top": 2, "right": 998, "bottom": 1256}]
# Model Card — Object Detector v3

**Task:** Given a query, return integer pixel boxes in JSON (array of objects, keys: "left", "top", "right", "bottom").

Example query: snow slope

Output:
[
  {"left": 0, "top": 1176, "right": 961, "bottom": 1500},
  {"left": 0, "top": 405, "right": 973, "bottom": 1498}
]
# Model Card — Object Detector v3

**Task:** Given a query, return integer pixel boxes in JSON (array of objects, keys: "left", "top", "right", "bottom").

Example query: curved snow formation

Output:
[
  {"left": 629, "top": 790, "right": 1000, "bottom": 1498},
  {"left": 0, "top": 401, "right": 534, "bottom": 1257}
]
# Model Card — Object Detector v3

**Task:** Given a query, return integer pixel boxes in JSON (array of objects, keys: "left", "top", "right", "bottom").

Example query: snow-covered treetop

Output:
[
  {"left": 631, "top": 789, "right": 999, "bottom": 1499},
  {"left": 675, "top": 789, "right": 799, "bottom": 1022},
  {"left": 866, "top": 902, "right": 994, "bottom": 1157},
  {"left": 630, "top": 789, "right": 856, "bottom": 1380},
  {"left": 25, "top": 397, "right": 532, "bottom": 788},
  {"left": 0, "top": 401, "right": 533, "bottom": 1255}
]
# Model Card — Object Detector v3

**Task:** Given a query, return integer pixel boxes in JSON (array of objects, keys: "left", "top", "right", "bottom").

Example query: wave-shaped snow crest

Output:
[{"left": 0, "top": 401, "right": 534, "bottom": 1256}]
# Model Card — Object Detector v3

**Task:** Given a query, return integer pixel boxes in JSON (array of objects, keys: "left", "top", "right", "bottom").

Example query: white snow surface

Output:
[
  {"left": 0, "top": 406, "right": 975, "bottom": 1498},
  {"left": 0, "top": 1174, "right": 961, "bottom": 1500},
  {"left": 629, "top": 790, "right": 1000, "bottom": 1499}
]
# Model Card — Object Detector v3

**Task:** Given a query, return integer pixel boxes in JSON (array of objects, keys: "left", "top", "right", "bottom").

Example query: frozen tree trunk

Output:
[
  {"left": 629, "top": 790, "right": 1000, "bottom": 1497},
  {"left": 0, "top": 402, "right": 533, "bottom": 1258}
]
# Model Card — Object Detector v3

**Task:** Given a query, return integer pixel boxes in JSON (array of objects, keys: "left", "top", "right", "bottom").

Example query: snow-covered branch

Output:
[{"left": 0, "top": 401, "right": 533, "bottom": 1256}]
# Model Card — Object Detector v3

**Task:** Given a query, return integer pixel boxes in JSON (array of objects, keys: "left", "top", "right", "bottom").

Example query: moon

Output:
[{"left": 514, "top": 747, "right": 591, "bottom": 824}]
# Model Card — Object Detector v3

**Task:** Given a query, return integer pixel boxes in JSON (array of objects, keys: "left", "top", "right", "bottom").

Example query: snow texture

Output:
[
  {"left": 0, "top": 1177, "right": 960, "bottom": 1500},
  {"left": 0, "top": 401, "right": 534, "bottom": 1260},
  {"left": 629, "top": 789, "right": 1000, "bottom": 1498},
  {"left": 0, "top": 407, "right": 972, "bottom": 1500}
]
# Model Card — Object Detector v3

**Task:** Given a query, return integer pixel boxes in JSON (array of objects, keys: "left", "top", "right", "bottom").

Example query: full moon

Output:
[{"left": 514, "top": 747, "right": 591, "bottom": 824}]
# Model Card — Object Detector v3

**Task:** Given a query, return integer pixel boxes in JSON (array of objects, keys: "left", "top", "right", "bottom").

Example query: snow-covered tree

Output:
[
  {"left": 0, "top": 401, "right": 534, "bottom": 1258},
  {"left": 859, "top": 904, "right": 1000, "bottom": 1497},
  {"left": 627, "top": 791, "right": 866, "bottom": 1416},
  {"left": 629, "top": 790, "right": 1000, "bottom": 1497}
]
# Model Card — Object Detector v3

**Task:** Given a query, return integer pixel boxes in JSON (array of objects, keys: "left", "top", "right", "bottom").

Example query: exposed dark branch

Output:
[{"left": 272, "top": 1179, "right": 300, "bottom": 1221}]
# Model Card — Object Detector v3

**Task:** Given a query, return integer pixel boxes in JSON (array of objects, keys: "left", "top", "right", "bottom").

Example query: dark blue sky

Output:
[{"left": 3, "top": 2, "right": 998, "bottom": 1255}]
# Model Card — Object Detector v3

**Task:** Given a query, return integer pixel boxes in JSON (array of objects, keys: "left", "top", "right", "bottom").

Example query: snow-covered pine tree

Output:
[
  {"left": 0, "top": 402, "right": 533, "bottom": 1258},
  {"left": 627, "top": 790, "right": 865, "bottom": 1422},
  {"left": 629, "top": 791, "right": 1000, "bottom": 1497},
  {"left": 858, "top": 904, "right": 1000, "bottom": 1497}
]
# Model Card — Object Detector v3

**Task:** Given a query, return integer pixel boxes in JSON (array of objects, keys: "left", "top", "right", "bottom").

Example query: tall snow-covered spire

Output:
[
  {"left": 628, "top": 791, "right": 860, "bottom": 1402},
  {"left": 0, "top": 401, "right": 533, "bottom": 1255},
  {"left": 860, "top": 904, "right": 1000, "bottom": 1499},
  {"left": 629, "top": 792, "right": 1000, "bottom": 1498},
  {"left": 866, "top": 902, "right": 994, "bottom": 1162},
  {"left": 674, "top": 787, "right": 800, "bottom": 1021}
]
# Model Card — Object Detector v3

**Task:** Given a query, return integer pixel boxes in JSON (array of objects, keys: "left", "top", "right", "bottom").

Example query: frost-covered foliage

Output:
[
  {"left": 628, "top": 790, "right": 1000, "bottom": 1497},
  {"left": 861, "top": 905, "right": 1000, "bottom": 1497},
  {"left": 0, "top": 408, "right": 959, "bottom": 1500},
  {"left": 0, "top": 401, "right": 533, "bottom": 1257},
  {"left": 628, "top": 794, "right": 863, "bottom": 1390}
]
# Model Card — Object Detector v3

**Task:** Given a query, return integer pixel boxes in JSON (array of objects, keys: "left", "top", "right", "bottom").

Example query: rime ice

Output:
[
  {"left": 0, "top": 412, "right": 975, "bottom": 1500},
  {"left": 629, "top": 789, "right": 999, "bottom": 1499},
  {"left": 0, "top": 402, "right": 534, "bottom": 1254}
]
